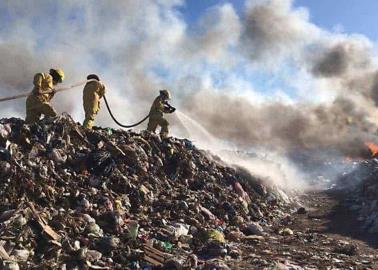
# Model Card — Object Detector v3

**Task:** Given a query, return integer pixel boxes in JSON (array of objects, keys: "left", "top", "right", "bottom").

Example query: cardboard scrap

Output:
[{"left": 27, "top": 202, "right": 61, "bottom": 242}]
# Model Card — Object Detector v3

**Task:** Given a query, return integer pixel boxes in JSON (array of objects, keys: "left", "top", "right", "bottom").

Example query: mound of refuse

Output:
[
  {"left": 0, "top": 114, "right": 293, "bottom": 269},
  {"left": 339, "top": 159, "right": 378, "bottom": 233}
]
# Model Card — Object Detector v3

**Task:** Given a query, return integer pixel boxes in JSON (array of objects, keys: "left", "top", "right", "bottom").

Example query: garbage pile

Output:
[
  {"left": 339, "top": 158, "right": 378, "bottom": 233},
  {"left": 0, "top": 114, "right": 293, "bottom": 269}
]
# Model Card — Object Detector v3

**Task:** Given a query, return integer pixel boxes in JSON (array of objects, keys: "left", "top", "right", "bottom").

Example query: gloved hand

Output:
[{"left": 164, "top": 103, "right": 176, "bottom": 113}]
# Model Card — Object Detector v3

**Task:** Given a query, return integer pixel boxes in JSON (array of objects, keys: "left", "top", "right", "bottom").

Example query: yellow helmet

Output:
[
  {"left": 50, "top": 68, "right": 65, "bottom": 83},
  {"left": 160, "top": 89, "right": 172, "bottom": 100}
]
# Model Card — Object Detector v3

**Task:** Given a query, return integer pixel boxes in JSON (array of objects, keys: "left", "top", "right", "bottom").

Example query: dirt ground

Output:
[{"left": 230, "top": 190, "right": 378, "bottom": 270}]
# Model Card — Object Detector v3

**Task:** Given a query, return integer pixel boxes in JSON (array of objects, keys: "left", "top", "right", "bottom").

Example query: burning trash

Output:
[
  {"left": 0, "top": 114, "right": 293, "bottom": 269},
  {"left": 365, "top": 141, "right": 378, "bottom": 157}
]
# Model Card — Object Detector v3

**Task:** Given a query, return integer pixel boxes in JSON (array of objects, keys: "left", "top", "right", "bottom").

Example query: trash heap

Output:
[
  {"left": 339, "top": 158, "right": 378, "bottom": 233},
  {"left": 0, "top": 114, "right": 292, "bottom": 270}
]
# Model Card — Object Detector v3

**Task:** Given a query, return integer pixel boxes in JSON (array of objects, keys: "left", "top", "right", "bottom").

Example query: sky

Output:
[
  {"left": 178, "top": 0, "right": 378, "bottom": 99},
  {"left": 295, "top": 0, "right": 378, "bottom": 42},
  {"left": 182, "top": 0, "right": 378, "bottom": 41},
  {"left": 1, "top": 0, "right": 378, "bottom": 157}
]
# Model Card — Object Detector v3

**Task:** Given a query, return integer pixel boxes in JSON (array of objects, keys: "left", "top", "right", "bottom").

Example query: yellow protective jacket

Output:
[
  {"left": 149, "top": 96, "right": 171, "bottom": 117},
  {"left": 83, "top": 80, "right": 105, "bottom": 114},
  {"left": 31, "top": 73, "right": 54, "bottom": 103}
]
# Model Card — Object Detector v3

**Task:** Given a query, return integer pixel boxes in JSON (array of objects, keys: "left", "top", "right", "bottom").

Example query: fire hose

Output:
[
  {"left": 103, "top": 95, "right": 150, "bottom": 128},
  {"left": 0, "top": 80, "right": 96, "bottom": 103},
  {"left": 0, "top": 79, "right": 164, "bottom": 129}
]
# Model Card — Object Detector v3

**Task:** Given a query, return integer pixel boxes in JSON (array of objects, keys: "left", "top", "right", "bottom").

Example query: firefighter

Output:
[
  {"left": 25, "top": 68, "right": 64, "bottom": 124},
  {"left": 147, "top": 89, "right": 175, "bottom": 138},
  {"left": 82, "top": 74, "right": 106, "bottom": 129}
]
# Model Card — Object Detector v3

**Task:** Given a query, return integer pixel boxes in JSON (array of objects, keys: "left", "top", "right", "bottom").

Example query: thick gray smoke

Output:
[
  {"left": 181, "top": 90, "right": 376, "bottom": 157},
  {"left": 312, "top": 45, "right": 352, "bottom": 78},
  {"left": 1, "top": 0, "right": 378, "bottom": 160},
  {"left": 311, "top": 43, "right": 371, "bottom": 78},
  {"left": 242, "top": 0, "right": 319, "bottom": 64},
  {"left": 175, "top": 0, "right": 378, "bottom": 158}
]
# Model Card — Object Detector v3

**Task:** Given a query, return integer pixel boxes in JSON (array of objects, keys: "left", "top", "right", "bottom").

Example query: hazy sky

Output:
[
  {"left": 182, "top": 0, "right": 378, "bottom": 41},
  {"left": 295, "top": 0, "right": 378, "bottom": 41},
  {"left": 1, "top": 0, "right": 378, "bottom": 156}
]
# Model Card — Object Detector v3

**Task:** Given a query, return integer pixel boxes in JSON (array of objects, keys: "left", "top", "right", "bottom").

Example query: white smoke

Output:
[{"left": 1, "top": 0, "right": 378, "bottom": 189}]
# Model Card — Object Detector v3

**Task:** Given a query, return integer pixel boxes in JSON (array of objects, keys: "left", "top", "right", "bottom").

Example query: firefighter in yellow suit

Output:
[
  {"left": 147, "top": 89, "right": 176, "bottom": 138},
  {"left": 25, "top": 68, "right": 65, "bottom": 124},
  {"left": 82, "top": 74, "right": 106, "bottom": 129}
]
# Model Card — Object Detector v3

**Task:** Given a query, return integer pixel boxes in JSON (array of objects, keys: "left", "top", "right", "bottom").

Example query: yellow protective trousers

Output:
[
  {"left": 147, "top": 114, "right": 169, "bottom": 138},
  {"left": 83, "top": 94, "right": 100, "bottom": 129},
  {"left": 25, "top": 95, "right": 57, "bottom": 124},
  {"left": 82, "top": 81, "right": 105, "bottom": 129}
]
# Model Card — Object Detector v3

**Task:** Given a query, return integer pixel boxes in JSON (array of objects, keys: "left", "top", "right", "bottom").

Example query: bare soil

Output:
[{"left": 231, "top": 190, "right": 378, "bottom": 269}]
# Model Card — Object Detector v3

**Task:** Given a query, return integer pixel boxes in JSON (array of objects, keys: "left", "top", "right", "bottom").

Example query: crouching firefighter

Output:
[
  {"left": 83, "top": 74, "right": 106, "bottom": 129},
  {"left": 147, "top": 89, "right": 176, "bottom": 138},
  {"left": 25, "top": 68, "right": 65, "bottom": 124}
]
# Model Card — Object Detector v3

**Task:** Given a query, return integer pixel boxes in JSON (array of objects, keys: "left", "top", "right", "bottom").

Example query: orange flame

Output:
[{"left": 365, "top": 142, "right": 378, "bottom": 157}]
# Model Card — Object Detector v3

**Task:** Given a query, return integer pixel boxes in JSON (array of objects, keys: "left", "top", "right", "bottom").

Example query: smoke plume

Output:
[
  {"left": 242, "top": 0, "right": 319, "bottom": 64},
  {"left": 1, "top": 0, "right": 378, "bottom": 161}
]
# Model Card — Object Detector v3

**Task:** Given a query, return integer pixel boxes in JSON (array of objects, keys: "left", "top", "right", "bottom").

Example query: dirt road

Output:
[{"left": 232, "top": 190, "right": 378, "bottom": 269}]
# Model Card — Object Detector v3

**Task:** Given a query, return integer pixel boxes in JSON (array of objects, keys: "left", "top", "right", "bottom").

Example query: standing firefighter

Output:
[
  {"left": 25, "top": 68, "right": 64, "bottom": 124},
  {"left": 147, "top": 89, "right": 176, "bottom": 138},
  {"left": 82, "top": 74, "right": 105, "bottom": 129}
]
